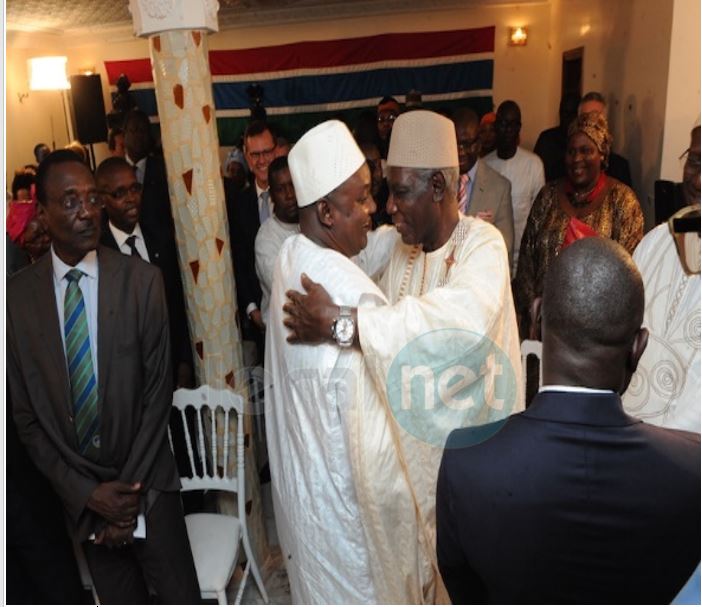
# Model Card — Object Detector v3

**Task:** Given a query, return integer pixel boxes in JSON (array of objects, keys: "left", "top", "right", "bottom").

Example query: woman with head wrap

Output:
[
  {"left": 513, "top": 112, "right": 643, "bottom": 338},
  {"left": 222, "top": 145, "right": 249, "bottom": 192},
  {"left": 6, "top": 187, "right": 51, "bottom": 275}
]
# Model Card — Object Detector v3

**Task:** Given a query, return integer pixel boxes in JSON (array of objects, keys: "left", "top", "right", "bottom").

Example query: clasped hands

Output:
[
  {"left": 284, "top": 273, "right": 337, "bottom": 344},
  {"left": 87, "top": 480, "right": 142, "bottom": 548}
]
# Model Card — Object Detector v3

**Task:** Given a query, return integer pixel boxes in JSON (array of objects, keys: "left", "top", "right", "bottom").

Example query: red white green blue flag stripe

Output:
[{"left": 104, "top": 26, "right": 494, "bottom": 144}]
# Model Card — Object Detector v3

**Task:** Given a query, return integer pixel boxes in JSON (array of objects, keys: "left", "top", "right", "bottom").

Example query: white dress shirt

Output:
[
  {"left": 126, "top": 154, "right": 148, "bottom": 185},
  {"left": 108, "top": 221, "right": 150, "bottom": 262},
  {"left": 51, "top": 246, "right": 99, "bottom": 380}
]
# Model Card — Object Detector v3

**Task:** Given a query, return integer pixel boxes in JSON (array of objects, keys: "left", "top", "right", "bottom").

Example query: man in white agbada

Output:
[
  {"left": 265, "top": 120, "right": 396, "bottom": 604},
  {"left": 255, "top": 155, "right": 300, "bottom": 325},
  {"left": 283, "top": 110, "right": 524, "bottom": 603},
  {"left": 623, "top": 205, "right": 700, "bottom": 432}
]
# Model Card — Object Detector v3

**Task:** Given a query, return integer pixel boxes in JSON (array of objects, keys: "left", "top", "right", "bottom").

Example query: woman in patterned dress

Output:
[{"left": 514, "top": 112, "right": 643, "bottom": 338}]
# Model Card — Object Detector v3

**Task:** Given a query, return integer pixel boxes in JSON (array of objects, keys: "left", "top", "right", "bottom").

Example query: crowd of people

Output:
[{"left": 5, "top": 87, "right": 700, "bottom": 605}]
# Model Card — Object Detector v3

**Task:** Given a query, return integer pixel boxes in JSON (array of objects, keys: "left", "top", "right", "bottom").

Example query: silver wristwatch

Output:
[{"left": 331, "top": 306, "right": 355, "bottom": 348}]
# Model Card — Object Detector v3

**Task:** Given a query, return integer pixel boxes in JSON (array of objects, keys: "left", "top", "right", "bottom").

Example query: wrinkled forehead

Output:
[
  {"left": 387, "top": 165, "right": 425, "bottom": 187},
  {"left": 46, "top": 160, "right": 95, "bottom": 192},
  {"left": 378, "top": 101, "right": 400, "bottom": 114}
]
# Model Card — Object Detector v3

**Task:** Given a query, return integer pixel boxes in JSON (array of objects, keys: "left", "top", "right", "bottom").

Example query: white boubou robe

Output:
[
  {"left": 265, "top": 233, "right": 418, "bottom": 604},
  {"left": 266, "top": 216, "right": 522, "bottom": 604},
  {"left": 254, "top": 216, "right": 300, "bottom": 324}
]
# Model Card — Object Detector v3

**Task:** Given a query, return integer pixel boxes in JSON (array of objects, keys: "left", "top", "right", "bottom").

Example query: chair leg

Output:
[
  {"left": 234, "top": 560, "right": 251, "bottom": 605},
  {"left": 241, "top": 532, "right": 269, "bottom": 603}
]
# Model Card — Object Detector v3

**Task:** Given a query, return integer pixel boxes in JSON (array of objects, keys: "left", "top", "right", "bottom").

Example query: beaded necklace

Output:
[{"left": 397, "top": 220, "right": 470, "bottom": 298}]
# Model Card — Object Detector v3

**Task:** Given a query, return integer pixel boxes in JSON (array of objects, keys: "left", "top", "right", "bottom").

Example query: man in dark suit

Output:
[
  {"left": 124, "top": 109, "right": 175, "bottom": 238},
  {"left": 225, "top": 120, "right": 275, "bottom": 360},
  {"left": 95, "top": 156, "right": 192, "bottom": 388},
  {"left": 436, "top": 238, "right": 700, "bottom": 604},
  {"left": 7, "top": 151, "right": 201, "bottom": 604}
]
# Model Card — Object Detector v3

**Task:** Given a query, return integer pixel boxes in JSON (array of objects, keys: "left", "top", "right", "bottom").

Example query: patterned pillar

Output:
[{"left": 128, "top": 0, "right": 269, "bottom": 566}]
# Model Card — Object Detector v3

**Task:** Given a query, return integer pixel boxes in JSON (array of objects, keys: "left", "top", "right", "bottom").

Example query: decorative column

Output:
[{"left": 128, "top": 0, "right": 269, "bottom": 566}]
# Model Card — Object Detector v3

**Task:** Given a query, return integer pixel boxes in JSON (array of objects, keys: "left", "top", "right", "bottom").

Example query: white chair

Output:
[
  {"left": 248, "top": 366, "right": 266, "bottom": 440},
  {"left": 171, "top": 386, "right": 269, "bottom": 605},
  {"left": 520, "top": 339, "right": 544, "bottom": 401}
]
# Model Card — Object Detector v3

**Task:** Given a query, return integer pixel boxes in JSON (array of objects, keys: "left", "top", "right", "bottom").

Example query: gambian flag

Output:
[{"left": 104, "top": 26, "right": 494, "bottom": 146}]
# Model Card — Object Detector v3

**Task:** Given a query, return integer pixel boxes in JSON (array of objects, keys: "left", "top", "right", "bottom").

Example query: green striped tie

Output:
[{"left": 64, "top": 269, "right": 100, "bottom": 458}]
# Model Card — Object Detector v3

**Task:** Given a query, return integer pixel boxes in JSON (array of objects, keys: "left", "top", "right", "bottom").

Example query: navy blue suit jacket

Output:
[{"left": 437, "top": 391, "right": 700, "bottom": 604}]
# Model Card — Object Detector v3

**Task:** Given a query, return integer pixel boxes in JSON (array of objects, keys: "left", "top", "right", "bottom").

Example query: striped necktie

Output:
[
  {"left": 457, "top": 173, "right": 470, "bottom": 214},
  {"left": 64, "top": 269, "right": 100, "bottom": 458}
]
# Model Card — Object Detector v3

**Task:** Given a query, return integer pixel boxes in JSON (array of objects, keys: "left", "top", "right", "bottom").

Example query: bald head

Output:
[
  {"left": 538, "top": 238, "right": 648, "bottom": 393},
  {"left": 542, "top": 238, "right": 644, "bottom": 349}
]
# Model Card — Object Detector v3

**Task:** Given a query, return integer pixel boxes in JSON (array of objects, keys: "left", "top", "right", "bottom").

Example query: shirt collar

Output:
[
  {"left": 539, "top": 385, "right": 614, "bottom": 395},
  {"left": 109, "top": 221, "right": 144, "bottom": 249},
  {"left": 51, "top": 244, "right": 98, "bottom": 282},
  {"left": 467, "top": 161, "right": 479, "bottom": 182},
  {"left": 255, "top": 181, "right": 268, "bottom": 199},
  {"left": 126, "top": 154, "right": 147, "bottom": 170}
]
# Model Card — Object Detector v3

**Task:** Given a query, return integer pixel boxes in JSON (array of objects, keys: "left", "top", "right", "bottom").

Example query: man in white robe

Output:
[
  {"left": 623, "top": 205, "right": 700, "bottom": 432},
  {"left": 284, "top": 110, "right": 524, "bottom": 602},
  {"left": 266, "top": 121, "right": 432, "bottom": 604},
  {"left": 255, "top": 156, "right": 300, "bottom": 325}
]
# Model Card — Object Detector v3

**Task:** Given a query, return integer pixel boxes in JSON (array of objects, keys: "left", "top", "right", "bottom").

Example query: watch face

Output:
[{"left": 335, "top": 317, "right": 355, "bottom": 342}]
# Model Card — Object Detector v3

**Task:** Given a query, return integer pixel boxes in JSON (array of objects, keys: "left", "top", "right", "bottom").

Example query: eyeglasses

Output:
[
  {"left": 247, "top": 147, "right": 275, "bottom": 161},
  {"left": 378, "top": 113, "right": 398, "bottom": 124},
  {"left": 457, "top": 138, "right": 480, "bottom": 151},
  {"left": 100, "top": 182, "right": 143, "bottom": 200},
  {"left": 681, "top": 149, "right": 701, "bottom": 175},
  {"left": 59, "top": 191, "right": 102, "bottom": 213}
]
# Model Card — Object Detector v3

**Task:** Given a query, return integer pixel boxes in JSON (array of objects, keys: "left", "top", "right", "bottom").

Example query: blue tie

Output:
[
  {"left": 64, "top": 269, "right": 100, "bottom": 458},
  {"left": 259, "top": 191, "right": 270, "bottom": 223}
]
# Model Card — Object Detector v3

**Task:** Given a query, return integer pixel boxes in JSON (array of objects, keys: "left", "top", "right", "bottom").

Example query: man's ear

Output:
[
  {"left": 627, "top": 327, "right": 649, "bottom": 373},
  {"left": 316, "top": 198, "right": 334, "bottom": 228},
  {"left": 529, "top": 297, "right": 542, "bottom": 341},
  {"left": 36, "top": 202, "right": 48, "bottom": 230},
  {"left": 430, "top": 171, "right": 446, "bottom": 202}
]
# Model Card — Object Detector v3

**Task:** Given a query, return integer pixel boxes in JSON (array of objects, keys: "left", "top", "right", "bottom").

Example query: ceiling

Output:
[{"left": 6, "top": 0, "right": 533, "bottom": 34}]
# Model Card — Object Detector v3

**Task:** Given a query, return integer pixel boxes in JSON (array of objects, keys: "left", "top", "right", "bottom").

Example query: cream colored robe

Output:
[
  {"left": 355, "top": 214, "right": 524, "bottom": 602},
  {"left": 623, "top": 222, "right": 700, "bottom": 432}
]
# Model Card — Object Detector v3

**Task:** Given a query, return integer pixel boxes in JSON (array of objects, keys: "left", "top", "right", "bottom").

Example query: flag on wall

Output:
[{"left": 104, "top": 26, "right": 494, "bottom": 146}]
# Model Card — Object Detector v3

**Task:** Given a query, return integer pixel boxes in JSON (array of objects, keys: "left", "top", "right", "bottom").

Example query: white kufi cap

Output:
[
  {"left": 288, "top": 120, "right": 366, "bottom": 208},
  {"left": 387, "top": 110, "right": 459, "bottom": 169}
]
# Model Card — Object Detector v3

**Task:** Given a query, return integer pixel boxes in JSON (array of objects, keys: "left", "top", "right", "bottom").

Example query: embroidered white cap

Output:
[
  {"left": 288, "top": 120, "right": 366, "bottom": 208},
  {"left": 387, "top": 110, "right": 459, "bottom": 169}
]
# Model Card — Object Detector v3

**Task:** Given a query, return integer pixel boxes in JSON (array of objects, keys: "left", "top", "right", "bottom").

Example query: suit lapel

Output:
[
  {"left": 97, "top": 247, "right": 120, "bottom": 413},
  {"left": 474, "top": 160, "right": 487, "bottom": 197},
  {"left": 33, "top": 255, "right": 73, "bottom": 412}
]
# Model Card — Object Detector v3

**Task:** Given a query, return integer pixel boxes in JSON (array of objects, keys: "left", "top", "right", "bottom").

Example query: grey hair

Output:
[{"left": 413, "top": 167, "right": 460, "bottom": 201}]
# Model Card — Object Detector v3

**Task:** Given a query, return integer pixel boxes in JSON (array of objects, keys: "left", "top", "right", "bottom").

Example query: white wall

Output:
[
  {"left": 660, "top": 0, "right": 701, "bottom": 181},
  {"left": 6, "top": 3, "right": 556, "bottom": 185},
  {"left": 6, "top": 0, "right": 696, "bottom": 226},
  {"left": 554, "top": 0, "right": 676, "bottom": 228}
]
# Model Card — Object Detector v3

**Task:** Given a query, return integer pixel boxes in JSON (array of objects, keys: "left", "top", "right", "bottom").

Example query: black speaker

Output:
[{"left": 69, "top": 74, "right": 108, "bottom": 144}]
